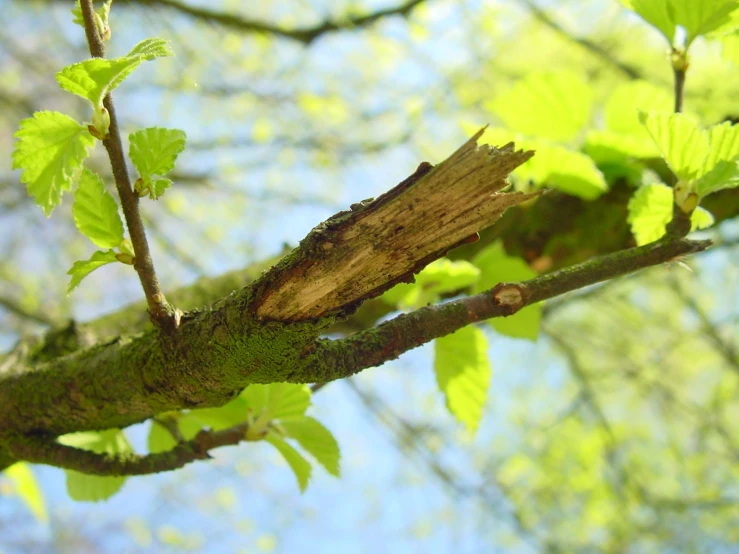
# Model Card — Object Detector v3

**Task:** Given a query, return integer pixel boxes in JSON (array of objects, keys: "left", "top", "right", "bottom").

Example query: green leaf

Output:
[
  {"left": 639, "top": 112, "right": 709, "bottom": 180},
  {"left": 717, "top": 30, "right": 739, "bottom": 63},
  {"left": 188, "top": 397, "right": 250, "bottom": 430},
  {"left": 702, "top": 121, "right": 739, "bottom": 174},
  {"left": 56, "top": 39, "right": 172, "bottom": 107},
  {"left": 605, "top": 81, "right": 673, "bottom": 136},
  {"left": 671, "top": 0, "right": 739, "bottom": 46},
  {"left": 486, "top": 72, "right": 593, "bottom": 142},
  {"left": 382, "top": 258, "right": 480, "bottom": 309},
  {"left": 434, "top": 326, "right": 491, "bottom": 433},
  {"left": 472, "top": 242, "right": 542, "bottom": 341},
  {"left": 67, "top": 249, "right": 118, "bottom": 293},
  {"left": 12, "top": 111, "right": 96, "bottom": 216},
  {"left": 147, "top": 420, "right": 178, "bottom": 454},
  {"left": 280, "top": 417, "right": 341, "bottom": 477},
  {"left": 694, "top": 160, "right": 739, "bottom": 196},
  {"left": 58, "top": 429, "right": 131, "bottom": 502},
  {"left": 264, "top": 433, "right": 312, "bottom": 492},
  {"left": 72, "top": 168, "right": 124, "bottom": 248},
  {"left": 517, "top": 143, "right": 607, "bottom": 200},
  {"left": 241, "top": 383, "right": 311, "bottom": 420},
  {"left": 619, "top": 0, "right": 676, "bottom": 44},
  {"left": 627, "top": 184, "right": 715, "bottom": 245},
  {"left": 129, "top": 127, "right": 187, "bottom": 180},
  {"left": 4, "top": 463, "right": 48, "bottom": 523}
]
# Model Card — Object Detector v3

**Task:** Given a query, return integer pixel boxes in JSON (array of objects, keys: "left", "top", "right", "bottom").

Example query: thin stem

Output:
[
  {"left": 673, "top": 67, "right": 686, "bottom": 113},
  {"left": 79, "top": 0, "right": 174, "bottom": 328}
]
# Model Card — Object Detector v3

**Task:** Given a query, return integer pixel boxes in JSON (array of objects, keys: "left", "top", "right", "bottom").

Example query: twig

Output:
[
  {"left": 5, "top": 422, "right": 251, "bottom": 476},
  {"left": 133, "top": 0, "right": 429, "bottom": 44},
  {"left": 79, "top": 0, "right": 174, "bottom": 328},
  {"left": 308, "top": 236, "right": 711, "bottom": 381},
  {"left": 519, "top": 0, "right": 641, "bottom": 80}
]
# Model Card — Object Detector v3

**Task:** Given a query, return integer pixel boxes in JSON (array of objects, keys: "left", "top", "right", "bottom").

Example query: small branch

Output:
[
  {"left": 79, "top": 0, "right": 174, "bottom": 328},
  {"left": 671, "top": 48, "right": 687, "bottom": 114},
  {"left": 520, "top": 0, "right": 641, "bottom": 79},
  {"left": 305, "top": 237, "right": 711, "bottom": 382},
  {"left": 5, "top": 422, "right": 251, "bottom": 476},
  {"left": 0, "top": 293, "right": 55, "bottom": 326},
  {"left": 137, "top": 0, "right": 428, "bottom": 44}
]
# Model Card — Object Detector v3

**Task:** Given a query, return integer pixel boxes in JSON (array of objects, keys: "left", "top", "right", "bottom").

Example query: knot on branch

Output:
[{"left": 491, "top": 283, "right": 530, "bottom": 314}]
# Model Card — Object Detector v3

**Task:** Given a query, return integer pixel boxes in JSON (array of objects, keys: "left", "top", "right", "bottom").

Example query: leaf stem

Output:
[{"left": 79, "top": 0, "right": 174, "bottom": 328}]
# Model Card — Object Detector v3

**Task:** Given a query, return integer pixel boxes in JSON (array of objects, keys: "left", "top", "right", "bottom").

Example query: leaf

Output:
[
  {"left": 619, "top": 0, "right": 676, "bottom": 44},
  {"left": 517, "top": 143, "right": 607, "bottom": 200},
  {"left": 67, "top": 249, "right": 118, "bottom": 293},
  {"left": 694, "top": 160, "right": 739, "bottom": 196},
  {"left": 472, "top": 242, "right": 542, "bottom": 340},
  {"left": 639, "top": 112, "right": 709, "bottom": 180},
  {"left": 56, "top": 39, "right": 172, "bottom": 107},
  {"left": 670, "top": 0, "right": 739, "bottom": 45},
  {"left": 702, "top": 121, "right": 739, "bottom": 174},
  {"left": 264, "top": 433, "right": 312, "bottom": 492},
  {"left": 58, "top": 429, "right": 131, "bottom": 502},
  {"left": 382, "top": 258, "right": 480, "bottom": 309},
  {"left": 627, "top": 184, "right": 715, "bottom": 245},
  {"left": 12, "top": 111, "right": 96, "bottom": 216},
  {"left": 147, "top": 420, "right": 178, "bottom": 454},
  {"left": 241, "top": 383, "right": 311, "bottom": 420},
  {"left": 4, "top": 463, "right": 48, "bottom": 523},
  {"left": 486, "top": 72, "right": 593, "bottom": 142},
  {"left": 434, "top": 326, "right": 491, "bottom": 433},
  {"left": 72, "top": 169, "right": 124, "bottom": 248},
  {"left": 188, "top": 397, "right": 250, "bottom": 430},
  {"left": 129, "top": 127, "right": 187, "bottom": 180},
  {"left": 280, "top": 417, "right": 341, "bottom": 477},
  {"left": 717, "top": 30, "right": 739, "bottom": 63},
  {"left": 605, "top": 81, "right": 673, "bottom": 136},
  {"left": 71, "top": 0, "right": 112, "bottom": 31}
]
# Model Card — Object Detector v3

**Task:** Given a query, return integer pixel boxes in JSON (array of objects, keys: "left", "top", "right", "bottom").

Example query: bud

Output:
[{"left": 91, "top": 106, "right": 110, "bottom": 140}]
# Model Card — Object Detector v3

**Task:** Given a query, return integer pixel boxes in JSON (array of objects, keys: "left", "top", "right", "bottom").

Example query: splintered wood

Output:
[{"left": 256, "top": 129, "right": 537, "bottom": 321}]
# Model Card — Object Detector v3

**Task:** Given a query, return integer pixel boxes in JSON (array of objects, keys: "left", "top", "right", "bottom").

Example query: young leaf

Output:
[
  {"left": 71, "top": 0, "right": 113, "bottom": 38},
  {"left": 12, "top": 111, "right": 95, "bottom": 216},
  {"left": 58, "top": 429, "right": 132, "bottom": 502},
  {"left": 694, "top": 121, "right": 739, "bottom": 195},
  {"left": 472, "top": 242, "right": 542, "bottom": 341},
  {"left": 129, "top": 127, "right": 186, "bottom": 198},
  {"left": 627, "top": 184, "right": 715, "bottom": 245},
  {"left": 670, "top": 0, "right": 739, "bottom": 46},
  {"left": 486, "top": 72, "right": 593, "bottom": 142},
  {"left": 264, "top": 433, "right": 312, "bottom": 492},
  {"left": 281, "top": 417, "right": 341, "bottom": 477},
  {"left": 382, "top": 258, "right": 480, "bottom": 309},
  {"left": 619, "top": 0, "right": 676, "bottom": 44},
  {"left": 639, "top": 112, "right": 709, "bottom": 180},
  {"left": 434, "top": 326, "right": 491, "bottom": 433},
  {"left": 56, "top": 39, "right": 172, "bottom": 107},
  {"left": 148, "top": 420, "right": 178, "bottom": 454},
  {"left": 517, "top": 143, "right": 607, "bottom": 200},
  {"left": 73, "top": 169, "right": 124, "bottom": 249},
  {"left": 67, "top": 249, "right": 119, "bottom": 293},
  {"left": 4, "top": 463, "right": 48, "bottom": 523},
  {"left": 241, "top": 383, "right": 311, "bottom": 420},
  {"left": 188, "top": 396, "right": 250, "bottom": 430}
]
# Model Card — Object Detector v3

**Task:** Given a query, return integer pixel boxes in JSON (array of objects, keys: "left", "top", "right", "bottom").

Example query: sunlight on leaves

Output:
[
  {"left": 12, "top": 111, "right": 95, "bottom": 216},
  {"left": 486, "top": 72, "right": 593, "bottom": 143},
  {"left": 434, "top": 326, "right": 491, "bottom": 433},
  {"left": 280, "top": 417, "right": 341, "bottom": 477},
  {"left": 66, "top": 249, "right": 119, "bottom": 293},
  {"left": 241, "top": 383, "right": 311, "bottom": 420},
  {"left": 472, "top": 242, "right": 542, "bottom": 341},
  {"left": 4, "top": 463, "right": 48, "bottom": 523},
  {"left": 264, "top": 433, "right": 311, "bottom": 492},
  {"left": 56, "top": 39, "right": 172, "bottom": 107},
  {"left": 58, "top": 429, "right": 131, "bottom": 502},
  {"left": 627, "top": 184, "right": 715, "bottom": 245},
  {"left": 73, "top": 168, "right": 124, "bottom": 249}
]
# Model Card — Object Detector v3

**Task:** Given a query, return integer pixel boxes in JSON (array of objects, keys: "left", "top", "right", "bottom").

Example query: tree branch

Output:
[
  {"left": 519, "top": 0, "right": 641, "bottom": 80},
  {"left": 5, "top": 422, "right": 252, "bottom": 476},
  {"left": 105, "top": 0, "right": 429, "bottom": 44},
  {"left": 80, "top": 0, "right": 174, "bottom": 328},
  {"left": 306, "top": 236, "right": 711, "bottom": 382}
]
